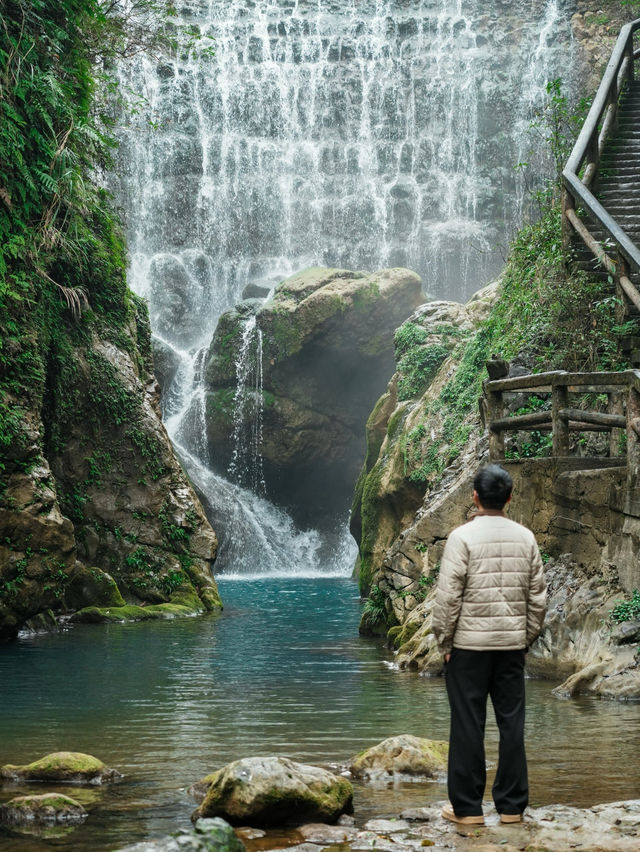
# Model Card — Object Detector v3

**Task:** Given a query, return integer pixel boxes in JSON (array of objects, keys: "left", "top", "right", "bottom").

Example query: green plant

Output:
[
  {"left": 362, "top": 585, "right": 386, "bottom": 627},
  {"left": 161, "top": 569, "right": 184, "bottom": 595},
  {"left": 609, "top": 590, "right": 640, "bottom": 624}
]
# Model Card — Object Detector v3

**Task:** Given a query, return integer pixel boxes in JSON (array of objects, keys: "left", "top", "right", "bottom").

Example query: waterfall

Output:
[
  {"left": 227, "top": 315, "right": 266, "bottom": 494},
  {"left": 113, "top": 0, "right": 577, "bottom": 574}
]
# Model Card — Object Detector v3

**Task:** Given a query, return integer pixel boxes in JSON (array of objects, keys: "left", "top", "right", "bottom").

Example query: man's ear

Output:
[
  {"left": 506, "top": 493, "right": 512, "bottom": 504},
  {"left": 473, "top": 490, "right": 481, "bottom": 508}
]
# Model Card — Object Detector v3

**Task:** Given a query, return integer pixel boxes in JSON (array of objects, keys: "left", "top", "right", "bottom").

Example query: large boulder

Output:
[
  {"left": 191, "top": 757, "right": 354, "bottom": 826},
  {"left": 348, "top": 735, "right": 448, "bottom": 781},
  {"left": 0, "top": 793, "right": 87, "bottom": 826},
  {"left": 204, "top": 267, "right": 423, "bottom": 528},
  {"left": 1, "top": 752, "right": 123, "bottom": 785}
]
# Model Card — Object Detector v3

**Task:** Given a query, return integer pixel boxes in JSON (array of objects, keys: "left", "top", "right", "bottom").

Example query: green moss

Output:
[
  {"left": 267, "top": 309, "right": 303, "bottom": 359},
  {"left": 3, "top": 752, "right": 105, "bottom": 777},
  {"left": 69, "top": 600, "right": 208, "bottom": 623},
  {"left": 5, "top": 793, "right": 84, "bottom": 813},
  {"left": 206, "top": 388, "right": 236, "bottom": 421},
  {"left": 387, "top": 620, "right": 420, "bottom": 649},
  {"left": 397, "top": 343, "right": 449, "bottom": 400},
  {"left": 358, "top": 463, "right": 383, "bottom": 594},
  {"left": 386, "top": 407, "right": 407, "bottom": 443}
]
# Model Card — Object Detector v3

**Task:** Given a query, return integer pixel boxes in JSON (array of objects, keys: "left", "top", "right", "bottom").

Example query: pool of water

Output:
[{"left": 1, "top": 577, "right": 639, "bottom": 850}]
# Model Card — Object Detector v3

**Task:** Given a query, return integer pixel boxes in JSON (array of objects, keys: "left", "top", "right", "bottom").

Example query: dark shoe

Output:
[
  {"left": 499, "top": 813, "right": 522, "bottom": 824},
  {"left": 442, "top": 805, "right": 485, "bottom": 825}
]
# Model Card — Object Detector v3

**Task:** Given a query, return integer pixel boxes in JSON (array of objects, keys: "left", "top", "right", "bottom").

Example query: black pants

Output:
[{"left": 444, "top": 648, "right": 528, "bottom": 817}]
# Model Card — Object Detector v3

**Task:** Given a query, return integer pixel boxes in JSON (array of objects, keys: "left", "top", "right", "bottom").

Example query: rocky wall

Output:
[{"left": 0, "top": 299, "right": 221, "bottom": 641}]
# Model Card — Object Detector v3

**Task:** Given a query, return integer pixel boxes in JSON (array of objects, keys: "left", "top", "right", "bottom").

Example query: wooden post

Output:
[
  {"left": 609, "top": 392, "right": 625, "bottom": 457},
  {"left": 627, "top": 384, "right": 640, "bottom": 492},
  {"left": 617, "top": 252, "right": 631, "bottom": 320},
  {"left": 552, "top": 381, "right": 570, "bottom": 457},
  {"left": 487, "top": 389, "right": 505, "bottom": 460},
  {"left": 561, "top": 188, "right": 574, "bottom": 261}
]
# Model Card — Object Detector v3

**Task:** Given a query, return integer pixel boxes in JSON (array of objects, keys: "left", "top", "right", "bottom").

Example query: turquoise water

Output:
[{"left": 1, "top": 577, "right": 639, "bottom": 850}]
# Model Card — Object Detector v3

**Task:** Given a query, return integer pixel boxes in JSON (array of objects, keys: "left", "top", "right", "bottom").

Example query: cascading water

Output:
[
  {"left": 113, "top": 0, "right": 577, "bottom": 574},
  {"left": 227, "top": 315, "right": 266, "bottom": 494}
]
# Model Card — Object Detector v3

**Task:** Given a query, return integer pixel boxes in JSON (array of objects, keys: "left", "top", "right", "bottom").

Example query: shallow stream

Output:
[{"left": 1, "top": 577, "right": 639, "bottom": 850}]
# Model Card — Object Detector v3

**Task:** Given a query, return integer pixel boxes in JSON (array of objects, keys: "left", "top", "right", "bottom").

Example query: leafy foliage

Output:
[
  {"left": 361, "top": 585, "right": 386, "bottom": 628},
  {"left": 610, "top": 590, "right": 640, "bottom": 624}
]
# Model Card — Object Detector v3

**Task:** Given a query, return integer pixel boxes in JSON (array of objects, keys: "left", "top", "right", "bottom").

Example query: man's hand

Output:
[{"left": 444, "top": 653, "right": 451, "bottom": 663}]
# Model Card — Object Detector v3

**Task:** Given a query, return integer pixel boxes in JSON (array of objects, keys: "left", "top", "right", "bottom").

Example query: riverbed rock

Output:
[
  {"left": 0, "top": 793, "right": 87, "bottom": 825},
  {"left": 115, "top": 817, "right": 246, "bottom": 852},
  {"left": 191, "top": 756, "right": 354, "bottom": 826},
  {"left": 204, "top": 267, "right": 423, "bottom": 528},
  {"left": 0, "top": 751, "right": 123, "bottom": 785},
  {"left": 349, "top": 735, "right": 448, "bottom": 781}
]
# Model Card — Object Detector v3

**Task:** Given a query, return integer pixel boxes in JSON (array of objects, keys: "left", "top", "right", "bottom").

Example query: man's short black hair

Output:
[{"left": 474, "top": 464, "right": 512, "bottom": 510}]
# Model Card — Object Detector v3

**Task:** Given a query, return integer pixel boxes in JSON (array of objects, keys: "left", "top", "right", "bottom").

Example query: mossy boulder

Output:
[
  {"left": 349, "top": 735, "right": 448, "bottom": 781},
  {"left": 1, "top": 752, "right": 123, "bottom": 785},
  {"left": 63, "top": 566, "right": 126, "bottom": 611},
  {"left": 0, "top": 793, "right": 87, "bottom": 825},
  {"left": 69, "top": 596, "right": 209, "bottom": 624},
  {"left": 191, "top": 756, "right": 353, "bottom": 827},
  {"left": 204, "top": 267, "right": 423, "bottom": 528}
]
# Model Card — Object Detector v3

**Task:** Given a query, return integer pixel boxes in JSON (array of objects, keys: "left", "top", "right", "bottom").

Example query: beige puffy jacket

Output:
[{"left": 431, "top": 514, "right": 547, "bottom": 654}]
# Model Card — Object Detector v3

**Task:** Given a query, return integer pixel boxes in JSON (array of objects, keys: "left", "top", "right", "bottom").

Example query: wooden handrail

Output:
[
  {"left": 562, "top": 18, "right": 640, "bottom": 306},
  {"left": 483, "top": 369, "right": 640, "bottom": 494}
]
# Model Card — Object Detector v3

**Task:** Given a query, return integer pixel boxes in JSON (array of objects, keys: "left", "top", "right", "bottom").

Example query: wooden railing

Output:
[
  {"left": 484, "top": 369, "right": 640, "bottom": 490},
  {"left": 562, "top": 18, "right": 640, "bottom": 313}
]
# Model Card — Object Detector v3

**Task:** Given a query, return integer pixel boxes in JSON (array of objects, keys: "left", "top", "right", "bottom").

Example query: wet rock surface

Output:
[
  {"left": 0, "top": 752, "right": 123, "bottom": 786},
  {"left": 191, "top": 756, "right": 354, "bottom": 826},
  {"left": 117, "top": 817, "right": 246, "bottom": 852},
  {"left": 0, "top": 792, "right": 87, "bottom": 825},
  {"left": 245, "top": 799, "right": 640, "bottom": 852},
  {"left": 205, "top": 267, "right": 423, "bottom": 527},
  {"left": 348, "top": 735, "right": 448, "bottom": 781},
  {"left": 0, "top": 304, "right": 222, "bottom": 639}
]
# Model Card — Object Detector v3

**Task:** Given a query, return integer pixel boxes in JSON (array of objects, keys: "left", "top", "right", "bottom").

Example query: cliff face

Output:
[
  {"left": 0, "top": 289, "right": 221, "bottom": 640},
  {"left": 350, "top": 284, "right": 499, "bottom": 602},
  {"left": 0, "top": 2, "right": 221, "bottom": 640}
]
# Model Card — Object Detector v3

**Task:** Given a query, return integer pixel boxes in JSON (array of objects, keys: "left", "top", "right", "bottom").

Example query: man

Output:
[{"left": 431, "top": 464, "right": 547, "bottom": 826}]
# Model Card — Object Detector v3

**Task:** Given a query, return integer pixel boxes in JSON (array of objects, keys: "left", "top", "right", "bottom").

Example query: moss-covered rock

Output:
[
  {"left": 0, "top": 793, "right": 87, "bottom": 826},
  {"left": 349, "top": 735, "right": 448, "bottom": 781},
  {"left": 69, "top": 594, "right": 211, "bottom": 624},
  {"left": 352, "top": 289, "right": 497, "bottom": 600},
  {"left": 191, "top": 756, "right": 353, "bottom": 827},
  {"left": 1, "top": 752, "right": 122, "bottom": 785},
  {"left": 0, "top": 6, "right": 222, "bottom": 641},
  {"left": 63, "top": 567, "right": 126, "bottom": 611},
  {"left": 204, "top": 267, "right": 423, "bottom": 528}
]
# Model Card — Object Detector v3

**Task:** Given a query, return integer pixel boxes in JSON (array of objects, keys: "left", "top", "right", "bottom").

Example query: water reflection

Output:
[{"left": 0, "top": 578, "right": 638, "bottom": 851}]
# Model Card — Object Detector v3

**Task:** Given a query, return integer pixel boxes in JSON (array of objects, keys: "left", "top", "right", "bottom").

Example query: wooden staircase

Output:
[{"left": 563, "top": 19, "right": 640, "bottom": 327}]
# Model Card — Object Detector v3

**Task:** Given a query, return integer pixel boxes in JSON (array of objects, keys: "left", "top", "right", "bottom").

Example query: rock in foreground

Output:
[
  {"left": 349, "top": 735, "right": 448, "bottom": 780},
  {"left": 116, "top": 817, "right": 246, "bottom": 852},
  {"left": 0, "top": 751, "right": 122, "bottom": 785},
  {"left": 0, "top": 793, "right": 87, "bottom": 825},
  {"left": 191, "top": 756, "right": 353, "bottom": 826}
]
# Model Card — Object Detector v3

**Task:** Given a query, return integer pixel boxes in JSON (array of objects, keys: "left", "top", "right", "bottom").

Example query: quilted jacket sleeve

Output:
[
  {"left": 526, "top": 542, "right": 547, "bottom": 646},
  {"left": 431, "top": 529, "right": 468, "bottom": 655}
]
